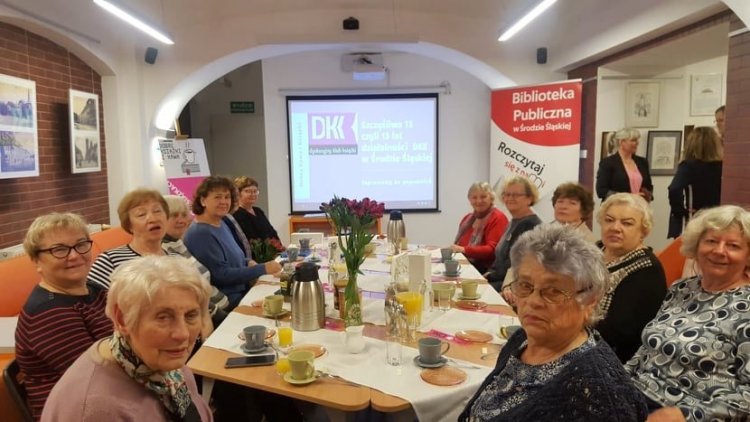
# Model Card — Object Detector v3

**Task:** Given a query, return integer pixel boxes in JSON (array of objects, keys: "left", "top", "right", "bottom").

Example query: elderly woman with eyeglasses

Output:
[
  {"left": 15, "top": 213, "right": 113, "bottom": 419},
  {"left": 459, "top": 224, "right": 647, "bottom": 421},
  {"left": 596, "top": 193, "right": 666, "bottom": 363},
  {"left": 232, "top": 176, "right": 280, "bottom": 242},
  {"left": 42, "top": 256, "right": 212, "bottom": 421},
  {"left": 451, "top": 182, "right": 509, "bottom": 274},
  {"left": 485, "top": 176, "right": 542, "bottom": 291},
  {"left": 626, "top": 205, "right": 750, "bottom": 421}
]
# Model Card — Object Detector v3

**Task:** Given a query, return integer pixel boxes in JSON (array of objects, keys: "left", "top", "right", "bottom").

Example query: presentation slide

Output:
[{"left": 286, "top": 94, "right": 439, "bottom": 213}]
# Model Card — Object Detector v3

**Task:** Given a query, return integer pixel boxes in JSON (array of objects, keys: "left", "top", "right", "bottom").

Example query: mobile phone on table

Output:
[{"left": 225, "top": 353, "right": 277, "bottom": 368}]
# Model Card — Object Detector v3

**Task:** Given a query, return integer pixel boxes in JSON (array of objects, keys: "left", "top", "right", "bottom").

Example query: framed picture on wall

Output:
[
  {"left": 600, "top": 131, "right": 617, "bottom": 160},
  {"left": 0, "top": 73, "right": 39, "bottom": 179},
  {"left": 690, "top": 74, "right": 722, "bottom": 116},
  {"left": 69, "top": 89, "right": 101, "bottom": 173},
  {"left": 646, "top": 131, "right": 682, "bottom": 176},
  {"left": 625, "top": 82, "right": 660, "bottom": 128}
]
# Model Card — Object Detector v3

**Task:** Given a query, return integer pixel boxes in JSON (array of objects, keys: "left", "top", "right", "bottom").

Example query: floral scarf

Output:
[
  {"left": 109, "top": 332, "right": 192, "bottom": 420},
  {"left": 454, "top": 207, "right": 495, "bottom": 246}
]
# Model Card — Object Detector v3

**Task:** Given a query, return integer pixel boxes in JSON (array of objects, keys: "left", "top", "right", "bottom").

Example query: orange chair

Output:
[
  {"left": 656, "top": 236, "right": 686, "bottom": 287},
  {"left": 91, "top": 227, "right": 132, "bottom": 257}
]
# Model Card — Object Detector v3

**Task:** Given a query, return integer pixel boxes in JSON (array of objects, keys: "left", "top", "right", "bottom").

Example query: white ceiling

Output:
[{"left": 0, "top": 0, "right": 733, "bottom": 82}]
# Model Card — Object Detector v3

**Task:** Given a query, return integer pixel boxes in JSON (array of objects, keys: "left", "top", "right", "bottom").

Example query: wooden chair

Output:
[
  {"left": 2, "top": 360, "right": 32, "bottom": 422},
  {"left": 656, "top": 236, "right": 686, "bottom": 287}
]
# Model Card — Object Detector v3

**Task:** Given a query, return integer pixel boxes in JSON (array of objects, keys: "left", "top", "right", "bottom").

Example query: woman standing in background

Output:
[
  {"left": 596, "top": 128, "right": 653, "bottom": 202},
  {"left": 667, "top": 126, "right": 723, "bottom": 238}
]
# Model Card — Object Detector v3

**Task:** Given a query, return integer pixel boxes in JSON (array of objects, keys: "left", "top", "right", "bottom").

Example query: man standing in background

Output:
[{"left": 715, "top": 105, "right": 725, "bottom": 143}]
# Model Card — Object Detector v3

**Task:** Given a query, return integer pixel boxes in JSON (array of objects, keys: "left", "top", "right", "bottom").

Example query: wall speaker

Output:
[
  {"left": 145, "top": 47, "right": 158, "bottom": 65},
  {"left": 536, "top": 47, "right": 547, "bottom": 65},
  {"left": 343, "top": 17, "right": 359, "bottom": 30}
]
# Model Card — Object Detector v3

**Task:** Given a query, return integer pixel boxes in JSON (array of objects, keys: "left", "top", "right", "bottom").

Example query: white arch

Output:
[{"left": 153, "top": 42, "right": 516, "bottom": 130}]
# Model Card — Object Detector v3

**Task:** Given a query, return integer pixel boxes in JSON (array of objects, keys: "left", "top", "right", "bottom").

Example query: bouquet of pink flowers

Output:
[
  {"left": 321, "top": 196, "right": 385, "bottom": 325},
  {"left": 249, "top": 237, "right": 284, "bottom": 263}
]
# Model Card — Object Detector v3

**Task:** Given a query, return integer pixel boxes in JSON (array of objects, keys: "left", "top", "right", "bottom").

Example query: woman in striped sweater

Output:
[{"left": 15, "top": 213, "right": 113, "bottom": 420}]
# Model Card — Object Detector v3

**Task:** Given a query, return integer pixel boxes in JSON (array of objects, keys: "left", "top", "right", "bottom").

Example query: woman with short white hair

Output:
[
  {"left": 596, "top": 127, "right": 653, "bottom": 201},
  {"left": 42, "top": 256, "right": 213, "bottom": 421},
  {"left": 460, "top": 224, "right": 647, "bottom": 420}
]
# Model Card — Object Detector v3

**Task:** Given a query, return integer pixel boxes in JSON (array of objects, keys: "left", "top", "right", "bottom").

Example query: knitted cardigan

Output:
[{"left": 459, "top": 329, "right": 648, "bottom": 422}]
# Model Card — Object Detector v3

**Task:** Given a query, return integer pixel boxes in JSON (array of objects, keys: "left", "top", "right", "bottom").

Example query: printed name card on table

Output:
[
  {"left": 390, "top": 251, "right": 409, "bottom": 285},
  {"left": 408, "top": 250, "right": 432, "bottom": 293}
]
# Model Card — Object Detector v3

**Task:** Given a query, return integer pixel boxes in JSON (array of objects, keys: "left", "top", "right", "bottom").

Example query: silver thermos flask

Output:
[{"left": 387, "top": 210, "right": 406, "bottom": 254}]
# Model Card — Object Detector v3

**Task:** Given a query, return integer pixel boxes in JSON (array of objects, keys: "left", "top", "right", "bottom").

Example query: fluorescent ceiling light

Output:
[
  {"left": 498, "top": 0, "right": 558, "bottom": 42},
  {"left": 93, "top": 0, "right": 174, "bottom": 45}
]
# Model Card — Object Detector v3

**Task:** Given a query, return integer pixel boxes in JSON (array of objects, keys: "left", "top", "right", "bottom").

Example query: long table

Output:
[{"left": 188, "top": 245, "right": 516, "bottom": 418}]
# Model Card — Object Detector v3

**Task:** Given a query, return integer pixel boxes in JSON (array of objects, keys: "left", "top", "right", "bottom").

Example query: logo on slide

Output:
[{"left": 308, "top": 113, "right": 357, "bottom": 155}]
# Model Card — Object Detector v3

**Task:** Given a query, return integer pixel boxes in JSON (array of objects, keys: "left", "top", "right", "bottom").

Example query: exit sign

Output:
[{"left": 230, "top": 101, "right": 255, "bottom": 113}]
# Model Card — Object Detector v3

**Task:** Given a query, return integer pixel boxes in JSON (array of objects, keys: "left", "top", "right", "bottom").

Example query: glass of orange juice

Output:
[
  {"left": 278, "top": 327, "right": 293, "bottom": 348},
  {"left": 276, "top": 357, "right": 290, "bottom": 375},
  {"left": 396, "top": 291, "right": 423, "bottom": 341}
]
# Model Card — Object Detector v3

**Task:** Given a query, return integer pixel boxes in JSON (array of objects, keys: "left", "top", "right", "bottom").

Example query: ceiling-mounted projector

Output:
[{"left": 342, "top": 53, "right": 386, "bottom": 81}]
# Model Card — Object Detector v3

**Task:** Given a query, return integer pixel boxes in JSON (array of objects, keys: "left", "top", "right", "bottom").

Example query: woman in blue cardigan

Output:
[{"left": 184, "top": 176, "right": 282, "bottom": 309}]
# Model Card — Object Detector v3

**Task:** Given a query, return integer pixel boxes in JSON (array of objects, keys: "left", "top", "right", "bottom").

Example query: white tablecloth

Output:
[{"left": 203, "top": 312, "right": 493, "bottom": 422}]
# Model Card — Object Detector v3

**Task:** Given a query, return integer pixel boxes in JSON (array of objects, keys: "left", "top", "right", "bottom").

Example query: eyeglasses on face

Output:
[
  {"left": 501, "top": 192, "right": 527, "bottom": 199},
  {"left": 507, "top": 280, "right": 584, "bottom": 305},
  {"left": 37, "top": 240, "right": 93, "bottom": 259}
]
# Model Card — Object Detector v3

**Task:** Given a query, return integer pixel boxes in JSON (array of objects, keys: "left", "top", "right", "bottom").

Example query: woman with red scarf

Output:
[{"left": 451, "top": 182, "right": 509, "bottom": 274}]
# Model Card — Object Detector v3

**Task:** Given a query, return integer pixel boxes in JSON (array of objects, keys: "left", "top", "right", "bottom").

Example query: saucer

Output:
[
  {"left": 458, "top": 294, "right": 481, "bottom": 300},
  {"left": 283, "top": 371, "right": 316, "bottom": 385},
  {"left": 413, "top": 355, "right": 447, "bottom": 369},
  {"left": 290, "top": 344, "right": 327, "bottom": 358},
  {"left": 263, "top": 309, "right": 290, "bottom": 318},
  {"left": 420, "top": 366, "right": 467, "bottom": 386},
  {"left": 443, "top": 271, "right": 461, "bottom": 278},
  {"left": 241, "top": 344, "right": 269, "bottom": 354},
  {"left": 455, "top": 300, "right": 488, "bottom": 311},
  {"left": 455, "top": 330, "right": 493, "bottom": 343}
]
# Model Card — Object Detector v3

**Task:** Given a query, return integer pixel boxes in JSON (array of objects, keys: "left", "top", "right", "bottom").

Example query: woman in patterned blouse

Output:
[{"left": 626, "top": 205, "right": 750, "bottom": 421}]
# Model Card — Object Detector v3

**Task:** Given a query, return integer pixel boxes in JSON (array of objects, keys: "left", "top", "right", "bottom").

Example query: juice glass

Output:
[
  {"left": 278, "top": 326, "right": 293, "bottom": 347},
  {"left": 396, "top": 291, "right": 423, "bottom": 341},
  {"left": 275, "top": 357, "right": 290, "bottom": 375}
]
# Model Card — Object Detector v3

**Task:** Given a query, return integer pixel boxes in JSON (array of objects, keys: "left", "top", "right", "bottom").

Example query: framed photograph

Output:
[
  {"left": 625, "top": 82, "right": 660, "bottom": 128},
  {"left": 0, "top": 73, "right": 38, "bottom": 179},
  {"left": 646, "top": 131, "right": 682, "bottom": 176},
  {"left": 690, "top": 74, "right": 722, "bottom": 116},
  {"left": 600, "top": 131, "right": 617, "bottom": 160},
  {"left": 69, "top": 89, "right": 101, "bottom": 173}
]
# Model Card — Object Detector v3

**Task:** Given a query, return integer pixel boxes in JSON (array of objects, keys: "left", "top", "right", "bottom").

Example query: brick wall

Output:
[
  {"left": 722, "top": 16, "right": 750, "bottom": 206},
  {"left": 568, "top": 11, "right": 732, "bottom": 191},
  {"left": 0, "top": 22, "right": 109, "bottom": 248}
]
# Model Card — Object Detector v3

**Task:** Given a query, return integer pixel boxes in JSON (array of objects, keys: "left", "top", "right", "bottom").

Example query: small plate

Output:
[
  {"left": 455, "top": 300, "right": 488, "bottom": 310},
  {"left": 250, "top": 300, "right": 264, "bottom": 307},
  {"left": 263, "top": 309, "right": 290, "bottom": 318},
  {"left": 455, "top": 330, "right": 493, "bottom": 343},
  {"left": 443, "top": 271, "right": 461, "bottom": 278},
  {"left": 241, "top": 344, "right": 270, "bottom": 354},
  {"left": 238, "top": 328, "right": 276, "bottom": 341},
  {"left": 290, "top": 344, "right": 327, "bottom": 358},
  {"left": 413, "top": 355, "right": 447, "bottom": 369},
  {"left": 420, "top": 366, "right": 467, "bottom": 386},
  {"left": 457, "top": 294, "right": 481, "bottom": 300},
  {"left": 283, "top": 371, "right": 316, "bottom": 385}
]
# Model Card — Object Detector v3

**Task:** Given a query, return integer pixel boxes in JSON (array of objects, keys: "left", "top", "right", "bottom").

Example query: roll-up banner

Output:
[
  {"left": 490, "top": 80, "right": 582, "bottom": 221},
  {"left": 158, "top": 138, "right": 211, "bottom": 202}
]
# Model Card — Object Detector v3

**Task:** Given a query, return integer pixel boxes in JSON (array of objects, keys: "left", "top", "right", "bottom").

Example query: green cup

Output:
[{"left": 287, "top": 350, "right": 315, "bottom": 380}]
